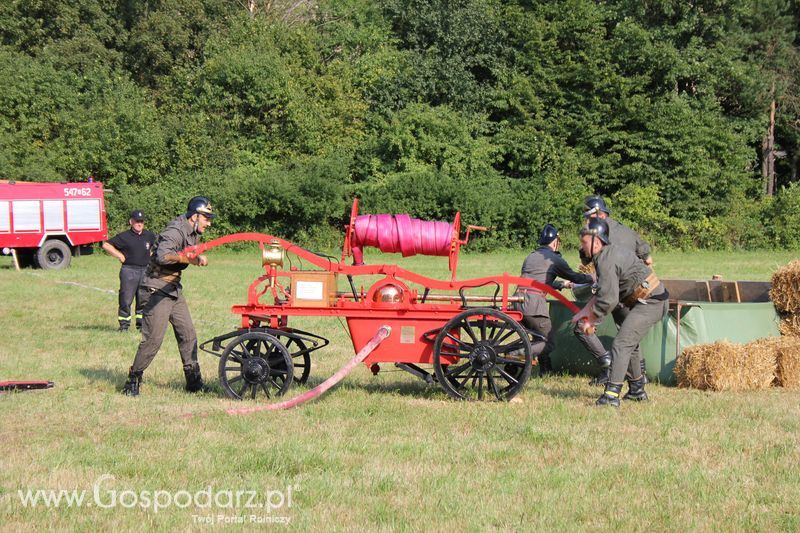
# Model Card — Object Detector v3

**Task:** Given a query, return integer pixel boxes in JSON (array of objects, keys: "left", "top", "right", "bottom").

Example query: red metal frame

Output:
[{"left": 183, "top": 231, "right": 580, "bottom": 370}]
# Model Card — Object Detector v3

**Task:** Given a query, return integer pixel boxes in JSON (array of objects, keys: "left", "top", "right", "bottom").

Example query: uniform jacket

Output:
[
  {"left": 516, "top": 247, "right": 593, "bottom": 317},
  {"left": 606, "top": 217, "right": 651, "bottom": 262},
  {"left": 142, "top": 215, "right": 200, "bottom": 296},
  {"left": 590, "top": 243, "right": 664, "bottom": 318}
]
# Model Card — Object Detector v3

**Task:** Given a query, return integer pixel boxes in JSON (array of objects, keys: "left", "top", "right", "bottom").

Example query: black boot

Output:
[
  {"left": 623, "top": 375, "right": 648, "bottom": 401},
  {"left": 537, "top": 355, "right": 554, "bottom": 377},
  {"left": 184, "top": 365, "right": 209, "bottom": 393},
  {"left": 118, "top": 319, "right": 130, "bottom": 332},
  {"left": 596, "top": 382, "right": 622, "bottom": 407},
  {"left": 589, "top": 351, "right": 611, "bottom": 386},
  {"left": 121, "top": 368, "right": 143, "bottom": 396},
  {"left": 640, "top": 358, "right": 649, "bottom": 385}
]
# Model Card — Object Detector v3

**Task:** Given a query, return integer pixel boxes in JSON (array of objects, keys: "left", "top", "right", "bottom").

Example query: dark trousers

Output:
[
  {"left": 131, "top": 288, "right": 199, "bottom": 374},
  {"left": 118, "top": 265, "right": 147, "bottom": 327},
  {"left": 573, "top": 306, "right": 631, "bottom": 360},
  {"left": 522, "top": 315, "right": 555, "bottom": 359},
  {"left": 609, "top": 299, "right": 668, "bottom": 383}
]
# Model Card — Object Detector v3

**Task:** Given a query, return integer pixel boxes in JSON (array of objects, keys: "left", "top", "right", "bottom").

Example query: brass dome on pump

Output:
[
  {"left": 373, "top": 284, "right": 403, "bottom": 304},
  {"left": 262, "top": 239, "right": 284, "bottom": 268}
]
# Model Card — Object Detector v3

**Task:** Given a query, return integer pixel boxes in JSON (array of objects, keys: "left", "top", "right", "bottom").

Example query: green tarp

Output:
[{"left": 547, "top": 300, "right": 781, "bottom": 385}]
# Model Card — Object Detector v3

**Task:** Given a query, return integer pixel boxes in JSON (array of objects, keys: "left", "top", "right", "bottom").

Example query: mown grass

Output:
[{"left": 1, "top": 248, "right": 798, "bottom": 530}]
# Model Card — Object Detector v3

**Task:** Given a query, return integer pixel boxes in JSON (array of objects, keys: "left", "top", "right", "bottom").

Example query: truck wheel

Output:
[{"left": 36, "top": 240, "right": 72, "bottom": 270}]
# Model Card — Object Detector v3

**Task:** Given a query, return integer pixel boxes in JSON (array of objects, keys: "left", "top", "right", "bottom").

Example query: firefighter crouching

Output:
[
  {"left": 515, "top": 223, "right": 594, "bottom": 375},
  {"left": 574, "top": 218, "right": 669, "bottom": 407},
  {"left": 121, "top": 196, "right": 215, "bottom": 397},
  {"left": 575, "top": 194, "right": 654, "bottom": 385}
]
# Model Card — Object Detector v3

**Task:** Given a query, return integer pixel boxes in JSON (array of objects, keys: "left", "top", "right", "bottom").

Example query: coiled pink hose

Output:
[{"left": 351, "top": 214, "right": 452, "bottom": 265}]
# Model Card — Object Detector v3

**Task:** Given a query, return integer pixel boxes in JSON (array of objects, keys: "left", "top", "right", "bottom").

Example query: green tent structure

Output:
[{"left": 547, "top": 280, "right": 780, "bottom": 384}]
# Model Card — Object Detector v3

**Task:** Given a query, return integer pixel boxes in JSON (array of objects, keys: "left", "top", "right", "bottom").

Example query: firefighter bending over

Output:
[
  {"left": 575, "top": 218, "right": 668, "bottom": 407},
  {"left": 515, "top": 224, "right": 594, "bottom": 376},
  {"left": 576, "top": 195, "right": 654, "bottom": 385}
]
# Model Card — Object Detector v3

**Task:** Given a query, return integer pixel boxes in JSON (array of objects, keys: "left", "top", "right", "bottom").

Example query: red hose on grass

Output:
[{"left": 226, "top": 325, "right": 391, "bottom": 415}]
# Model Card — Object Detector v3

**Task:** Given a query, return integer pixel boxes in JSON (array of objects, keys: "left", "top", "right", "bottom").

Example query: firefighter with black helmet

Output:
[
  {"left": 121, "top": 196, "right": 215, "bottom": 397},
  {"left": 575, "top": 218, "right": 668, "bottom": 407},
  {"left": 514, "top": 223, "right": 594, "bottom": 375},
  {"left": 582, "top": 195, "right": 652, "bottom": 265},
  {"left": 576, "top": 194, "right": 654, "bottom": 384}
]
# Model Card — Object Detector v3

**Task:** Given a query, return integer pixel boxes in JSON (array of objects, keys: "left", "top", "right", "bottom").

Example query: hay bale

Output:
[
  {"left": 779, "top": 313, "right": 800, "bottom": 337},
  {"left": 676, "top": 340, "right": 775, "bottom": 391},
  {"left": 774, "top": 336, "right": 800, "bottom": 389},
  {"left": 675, "top": 343, "right": 716, "bottom": 389},
  {"left": 770, "top": 260, "right": 800, "bottom": 313}
]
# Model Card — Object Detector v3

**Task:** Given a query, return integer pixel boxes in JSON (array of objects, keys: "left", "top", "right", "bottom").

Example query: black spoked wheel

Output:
[
  {"left": 433, "top": 308, "right": 532, "bottom": 401},
  {"left": 282, "top": 336, "right": 311, "bottom": 385},
  {"left": 219, "top": 332, "right": 294, "bottom": 400}
]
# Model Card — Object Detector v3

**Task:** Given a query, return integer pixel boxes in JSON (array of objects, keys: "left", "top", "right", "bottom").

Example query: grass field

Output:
[{"left": 1, "top": 248, "right": 799, "bottom": 530}]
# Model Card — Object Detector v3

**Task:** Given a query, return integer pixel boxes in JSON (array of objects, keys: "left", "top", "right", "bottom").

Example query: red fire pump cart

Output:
[{"left": 192, "top": 200, "right": 580, "bottom": 402}]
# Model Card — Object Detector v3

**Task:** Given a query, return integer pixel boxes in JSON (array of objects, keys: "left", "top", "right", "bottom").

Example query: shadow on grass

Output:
[
  {"left": 79, "top": 366, "right": 126, "bottom": 385},
  {"left": 527, "top": 376, "right": 594, "bottom": 399},
  {"left": 66, "top": 324, "right": 123, "bottom": 333},
  {"left": 356, "top": 378, "right": 440, "bottom": 398},
  {"left": 80, "top": 366, "right": 226, "bottom": 396}
]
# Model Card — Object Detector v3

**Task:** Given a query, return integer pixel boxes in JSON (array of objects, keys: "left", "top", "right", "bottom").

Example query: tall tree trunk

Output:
[{"left": 763, "top": 84, "right": 777, "bottom": 196}]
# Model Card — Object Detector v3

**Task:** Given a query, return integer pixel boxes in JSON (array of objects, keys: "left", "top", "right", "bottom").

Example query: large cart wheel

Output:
[
  {"left": 433, "top": 308, "right": 532, "bottom": 401},
  {"left": 283, "top": 336, "right": 311, "bottom": 385},
  {"left": 218, "top": 332, "right": 294, "bottom": 400}
]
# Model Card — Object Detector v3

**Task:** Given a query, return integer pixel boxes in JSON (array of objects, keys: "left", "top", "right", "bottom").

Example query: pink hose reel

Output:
[{"left": 341, "top": 198, "right": 485, "bottom": 280}]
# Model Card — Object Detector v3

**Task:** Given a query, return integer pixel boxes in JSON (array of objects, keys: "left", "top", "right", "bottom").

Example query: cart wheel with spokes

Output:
[
  {"left": 282, "top": 336, "right": 311, "bottom": 385},
  {"left": 433, "top": 308, "right": 532, "bottom": 401},
  {"left": 219, "top": 332, "right": 294, "bottom": 400}
]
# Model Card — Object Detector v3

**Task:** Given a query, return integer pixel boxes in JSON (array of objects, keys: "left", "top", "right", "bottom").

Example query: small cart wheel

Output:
[
  {"left": 283, "top": 336, "right": 311, "bottom": 385},
  {"left": 433, "top": 308, "right": 532, "bottom": 401},
  {"left": 219, "top": 332, "right": 294, "bottom": 400}
]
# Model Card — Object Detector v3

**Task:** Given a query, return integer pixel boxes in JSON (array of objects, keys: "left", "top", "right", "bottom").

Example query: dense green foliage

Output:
[{"left": 1, "top": 0, "right": 799, "bottom": 250}]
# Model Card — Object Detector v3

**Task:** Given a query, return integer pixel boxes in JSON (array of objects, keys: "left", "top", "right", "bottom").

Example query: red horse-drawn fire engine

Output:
[{"left": 190, "top": 200, "right": 579, "bottom": 403}]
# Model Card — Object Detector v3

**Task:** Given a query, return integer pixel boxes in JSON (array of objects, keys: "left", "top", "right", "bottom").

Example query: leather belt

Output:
[
  {"left": 158, "top": 273, "right": 181, "bottom": 284},
  {"left": 623, "top": 272, "right": 660, "bottom": 307},
  {"left": 517, "top": 287, "right": 545, "bottom": 296}
]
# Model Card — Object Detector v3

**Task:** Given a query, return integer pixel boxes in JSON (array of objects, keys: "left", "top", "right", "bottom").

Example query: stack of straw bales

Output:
[
  {"left": 675, "top": 340, "right": 776, "bottom": 391},
  {"left": 675, "top": 260, "right": 800, "bottom": 391}
]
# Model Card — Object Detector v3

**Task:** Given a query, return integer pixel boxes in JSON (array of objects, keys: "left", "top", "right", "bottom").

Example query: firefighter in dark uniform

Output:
[
  {"left": 515, "top": 224, "right": 594, "bottom": 375},
  {"left": 121, "top": 197, "right": 215, "bottom": 397},
  {"left": 575, "top": 195, "right": 654, "bottom": 385},
  {"left": 102, "top": 210, "right": 156, "bottom": 331},
  {"left": 575, "top": 218, "right": 668, "bottom": 407}
]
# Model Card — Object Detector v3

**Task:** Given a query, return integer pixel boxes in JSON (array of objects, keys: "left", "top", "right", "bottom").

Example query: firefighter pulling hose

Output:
[{"left": 121, "top": 196, "right": 215, "bottom": 397}]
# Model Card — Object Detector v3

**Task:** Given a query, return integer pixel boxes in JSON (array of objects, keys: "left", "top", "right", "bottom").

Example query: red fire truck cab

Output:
[{"left": 0, "top": 180, "right": 109, "bottom": 269}]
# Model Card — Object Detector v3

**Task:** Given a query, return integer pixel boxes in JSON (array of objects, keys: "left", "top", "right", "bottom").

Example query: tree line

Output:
[{"left": 1, "top": 0, "right": 799, "bottom": 250}]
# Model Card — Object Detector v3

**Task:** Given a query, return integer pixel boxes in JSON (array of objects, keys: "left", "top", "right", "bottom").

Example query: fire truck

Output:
[{"left": 0, "top": 180, "right": 109, "bottom": 269}]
